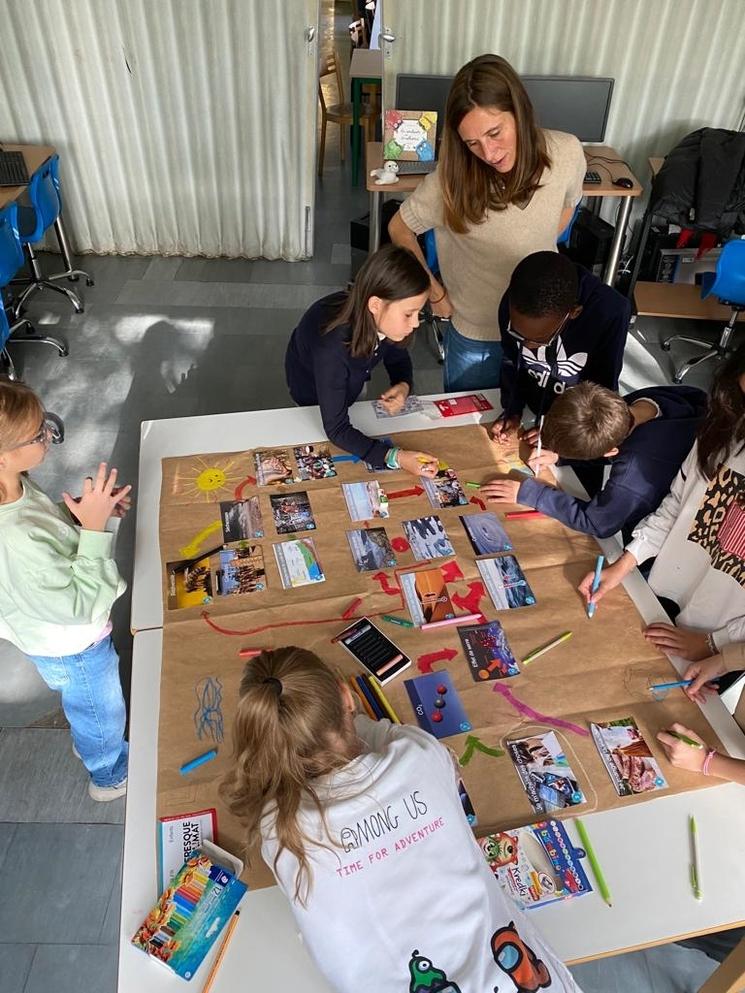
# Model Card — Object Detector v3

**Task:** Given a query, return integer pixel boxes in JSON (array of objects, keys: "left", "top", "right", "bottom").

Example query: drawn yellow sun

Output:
[{"left": 175, "top": 455, "right": 248, "bottom": 502}]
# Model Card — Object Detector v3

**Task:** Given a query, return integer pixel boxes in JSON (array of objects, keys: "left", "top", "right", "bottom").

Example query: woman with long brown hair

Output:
[
  {"left": 285, "top": 243, "right": 438, "bottom": 476},
  {"left": 389, "top": 54, "right": 586, "bottom": 392}
]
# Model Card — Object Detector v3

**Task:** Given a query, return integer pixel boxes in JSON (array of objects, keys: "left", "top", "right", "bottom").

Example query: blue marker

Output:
[
  {"left": 331, "top": 454, "right": 360, "bottom": 463},
  {"left": 180, "top": 748, "right": 217, "bottom": 775},
  {"left": 587, "top": 554, "right": 605, "bottom": 619},
  {"left": 649, "top": 677, "right": 695, "bottom": 692}
]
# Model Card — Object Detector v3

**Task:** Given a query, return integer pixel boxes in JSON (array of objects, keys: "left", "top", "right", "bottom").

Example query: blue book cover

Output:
[{"left": 132, "top": 845, "right": 247, "bottom": 980}]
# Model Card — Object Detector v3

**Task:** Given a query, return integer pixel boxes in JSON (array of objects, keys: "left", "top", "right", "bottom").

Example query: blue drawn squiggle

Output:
[{"left": 194, "top": 677, "right": 224, "bottom": 742}]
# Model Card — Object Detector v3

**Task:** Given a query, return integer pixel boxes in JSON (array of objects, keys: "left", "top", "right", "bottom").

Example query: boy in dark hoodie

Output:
[{"left": 481, "top": 381, "right": 707, "bottom": 543}]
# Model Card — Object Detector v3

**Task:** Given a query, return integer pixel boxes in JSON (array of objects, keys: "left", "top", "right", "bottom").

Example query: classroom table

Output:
[
  {"left": 121, "top": 394, "right": 745, "bottom": 992},
  {"left": 0, "top": 142, "right": 79, "bottom": 275},
  {"left": 365, "top": 142, "right": 643, "bottom": 289},
  {"left": 350, "top": 48, "right": 383, "bottom": 186}
]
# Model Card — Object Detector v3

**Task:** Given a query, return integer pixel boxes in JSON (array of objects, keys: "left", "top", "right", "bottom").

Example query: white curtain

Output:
[{"left": 0, "top": 0, "right": 319, "bottom": 259}]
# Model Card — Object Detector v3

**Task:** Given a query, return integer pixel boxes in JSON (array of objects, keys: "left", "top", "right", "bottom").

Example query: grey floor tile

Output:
[
  {"left": 0, "top": 944, "right": 36, "bottom": 993},
  {"left": 245, "top": 258, "right": 351, "bottom": 286},
  {"left": 23, "top": 943, "right": 117, "bottom": 993},
  {"left": 0, "top": 642, "right": 60, "bottom": 728},
  {"left": 570, "top": 948, "right": 654, "bottom": 991},
  {"left": 0, "top": 730, "right": 124, "bottom": 824},
  {"left": 0, "top": 823, "right": 122, "bottom": 942},
  {"left": 142, "top": 256, "right": 184, "bottom": 281},
  {"left": 0, "top": 822, "right": 18, "bottom": 867},
  {"left": 645, "top": 941, "right": 718, "bottom": 991},
  {"left": 98, "top": 843, "right": 124, "bottom": 944},
  {"left": 115, "top": 279, "right": 343, "bottom": 309},
  {"left": 331, "top": 242, "right": 352, "bottom": 265}
]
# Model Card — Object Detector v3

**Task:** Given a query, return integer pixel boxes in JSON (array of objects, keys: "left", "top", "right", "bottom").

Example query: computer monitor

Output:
[{"left": 395, "top": 73, "right": 614, "bottom": 143}]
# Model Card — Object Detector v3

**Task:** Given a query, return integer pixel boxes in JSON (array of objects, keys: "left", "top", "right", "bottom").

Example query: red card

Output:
[{"left": 434, "top": 393, "right": 494, "bottom": 417}]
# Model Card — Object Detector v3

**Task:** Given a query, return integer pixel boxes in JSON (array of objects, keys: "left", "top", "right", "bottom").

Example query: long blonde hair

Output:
[
  {"left": 220, "top": 647, "right": 358, "bottom": 904},
  {"left": 0, "top": 377, "right": 44, "bottom": 501},
  {"left": 440, "top": 54, "right": 551, "bottom": 233}
]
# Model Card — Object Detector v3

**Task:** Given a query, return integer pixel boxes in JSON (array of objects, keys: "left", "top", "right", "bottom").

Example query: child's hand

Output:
[
  {"left": 479, "top": 479, "right": 523, "bottom": 504},
  {"left": 657, "top": 723, "right": 708, "bottom": 773},
  {"left": 398, "top": 450, "right": 438, "bottom": 478},
  {"left": 684, "top": 653, "right": 728, "bottom": 701},
  {"left": 111, "top": 486, "right": 133, "bottom": 518},
  {"left": 643, "top": 623, "right": 711, "bottom": 661},
  {"left": 62, "top": 463, "right": 132, "bottom": 532},
  {"left": 491, "top": 415, "right": 520, "bottom": 443},
  {"left": 519, "top": 425, "right": 540, "bottom": 447},
  {"left": 578, "top": 561, "right": 620, "bottom": 608},
  {"left": 527, "top": 448, "right": 559, "bottom": 473},
  {"left": 378, "top": 382, "right": 410, "bottom": 415}
]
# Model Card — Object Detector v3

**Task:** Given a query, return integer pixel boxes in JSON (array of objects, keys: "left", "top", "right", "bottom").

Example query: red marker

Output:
[
  {"left": 238, "top": 648, "right": 264, "bottom": 659},
  {"left": 504, "top": 510, "right": 547, "bottom": 521}
]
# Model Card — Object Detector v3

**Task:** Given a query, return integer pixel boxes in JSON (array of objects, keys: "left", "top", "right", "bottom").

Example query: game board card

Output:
[
  {"left": 477, "top": 556, "right": 536, "bottom": 610},
  {"left": 273, "top": 538, "right": 325, "bottom": 589},
  {"left": 373, "top": 395, "right": 424, "bottom": 418},
  {"left": 591, "top": 717, "right": 668, "bottom": 796},
  {"left": 293, "top": 444, "right": 337, "bottom": 481},
  {"left": 434, "top": 393, "right": 493, "bottom": 417},
  {"left": 346, "top": 528, "right": 396, "bottom": 571},
  {"left": 401, "top": 515, "right": 454, "bottom": 561},
  {"left": 214, "top": 545, "right": 266, "bottom": 597},
  {"left": 254, "top": 448, "right": 294, "bottom": 486},
  {"left": 400, "top": 568, "right": 455, "bottom": 625},
  {"left": 166, "top": 548, "right": 221, "bottom": 610},
  {"left": 342, "top": 481, "right": 390, "bottom": 520},
  {"left": 270, "top": 491, "right": 316, "bottom": 534},
  {"left": 334, "top": 617, "right": 411, "bottom": 685},
  {"left": 507, "top": 731, "right": 585, "bottom": 815},
  {"left": 220, "top": 497, "right": 264, "bottom": 542},
  {"left": 460, "top": 512, "right": 513, "bottom": 554},
  {"left": 404, "top": 671, "right": 473, "bottom": 739},
  {"left": 422, "top": 462, "right": 468, "bottom": 509},
  {"left": 458, "top": 621, "right": 520, "bottom": 681}
]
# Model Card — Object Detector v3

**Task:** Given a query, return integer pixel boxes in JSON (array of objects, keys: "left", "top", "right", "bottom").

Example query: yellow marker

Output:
[
  {"left": 368, "top": 676, "right": 401, "bottom": 724},
  {"left": 523, "top": 631, "right": 572, "bottom": 665},
  {"left": 179, "top": 520, "right": 222, "bottom": 559}
]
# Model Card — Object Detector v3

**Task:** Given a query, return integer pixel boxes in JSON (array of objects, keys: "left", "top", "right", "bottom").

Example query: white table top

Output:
[
  {"left": 122, "top": 395, "right": 745, "bottom": 990},
  {"left": 349, "top": 47, "right": 383, "bottom": 79}
]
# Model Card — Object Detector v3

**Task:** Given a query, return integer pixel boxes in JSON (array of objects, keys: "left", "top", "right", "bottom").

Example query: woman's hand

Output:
[
  {"left": 378, "top": 382, "right": 410, "bottom": 415},
  {"left": 578, "top": 554, "right": 635, "bottom": 608},
  {"left": 684, "top": 653, "right": 728, "bottom": 702},
  {"left": 479, "top": 479, "right": 523, "bottom": 504},
  {"left": 491, "top": 415, "right": 521, "bottom": 444},
  {"left": 656, "top": 723, "right": 708, "bottom": 774},
  {"left": 429, "top": 281, "right": 452, "bottom": 319},
  {"left": 398, "top": 450, "right": 439, "bottom": 478},
  {"left": 62, "top": 463, "right": 132, "bottom": 532},
  {"left": 643, "top": 623, "right": 711, "bottom": 661}
]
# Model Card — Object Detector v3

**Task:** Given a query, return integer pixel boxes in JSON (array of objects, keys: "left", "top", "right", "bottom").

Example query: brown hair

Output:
[
  {"left": 440, "top": 54, "right": 551, "bottom": 233},
  {"left": 697, "top": 341, "right": 745, "bottom": 479},
  {"left": 541, "top": 382, "right": 633, "bottom": 460},
  {"left": 0, "top": 377, "right": 44, "bottom": 501},
  {"left": 220, "top": 647, "right": 358, "bottom": 904},
  {"left": 324, "top": 243, "right": 429, "bottom": 358}
]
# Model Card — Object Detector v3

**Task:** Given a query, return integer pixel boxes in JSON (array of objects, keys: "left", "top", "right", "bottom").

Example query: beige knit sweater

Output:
[{"left": 400, "top": 129, "right": 586, "bottom": 342}]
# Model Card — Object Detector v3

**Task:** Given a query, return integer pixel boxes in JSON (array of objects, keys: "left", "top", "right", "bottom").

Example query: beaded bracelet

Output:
[
  {"left": 702, "top": 748, "right": 718, "bottom": 776},
  {"left": 705, "top": 632, "right": 717, "bottom": 656}
]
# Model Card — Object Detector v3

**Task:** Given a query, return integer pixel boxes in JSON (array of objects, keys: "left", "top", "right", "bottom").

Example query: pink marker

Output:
[{"left": 421, "top": 612, "right": 483, "bottom": 631}]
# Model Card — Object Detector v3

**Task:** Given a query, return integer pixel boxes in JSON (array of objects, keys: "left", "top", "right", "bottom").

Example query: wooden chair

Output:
[{"left": 318, "top": 53, "right": 377, "bottom": 177}]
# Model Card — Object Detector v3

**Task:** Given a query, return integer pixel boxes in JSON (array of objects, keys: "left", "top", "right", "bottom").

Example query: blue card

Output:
[{"left": 404, "top": 671, "right": 472, "bottom": 739}]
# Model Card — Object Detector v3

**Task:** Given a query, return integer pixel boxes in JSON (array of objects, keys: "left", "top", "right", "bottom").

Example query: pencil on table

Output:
[
  {"left": 202, "top": 910, "right": 241, "bottom": 993},
  {"left": 355, "top": 675, "right": 385, "bottom": 719},
  {"left": 367, "top": 676, "right": 401, "bottom": 723},
  {"left": 348, "top": 677, "right": 375, "bottom": 720}
]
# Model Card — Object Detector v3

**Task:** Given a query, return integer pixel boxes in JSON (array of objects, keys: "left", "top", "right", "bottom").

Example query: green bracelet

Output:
[{"left": 385, "top": 447, "right": 400, "bottom": 470}]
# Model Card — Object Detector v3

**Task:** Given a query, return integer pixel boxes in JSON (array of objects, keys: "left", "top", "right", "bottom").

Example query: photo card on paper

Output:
[
  {"left": 458, "top": 620, "right": 520, "bottom": 681},
  {"left": 270, "top": 491, "right": 316, "bottom": 534},
  {"left": 400, "top": 568, "right": 455, "bottom": 626},
  {"left": 220, "top": 496, "right": 264, "bottom": 542},
  {"left": 404, "top": 671, "right": 472, "bottom": 739},
  {"left": 346, "top": 528, "right": 397, "bottom": 572},
  {"left": 293, "top": 444, "right": 337, "bottom": 481},
  {"left": 507, "top": 731, "right": 585, "bottom": 815},
  {"left": 255, "top": 448, "right": 295, "bottom": 486},
  {"left": 401, "top": 515, "right": 454, "bottom": 561},
  {"left": 591, "top": 717, "right": 668, "bottom": 796},
  {"left": 214, "top": 545, "right": 266, "bottom": 597},
  {"left": 477, "top": 555, "right": 536, "bottom": 610},
  {"left": 342, "top": 481, "right": 390, "bottom": 520},
  {"left": 422, "top": 463, "right": 468, "bottom": 509},
  {"left": 460, "top": 512, "right": 513, "bottom": 555},
  {"left": 273, "top": 538, "right": 325, "bottom": 589}
]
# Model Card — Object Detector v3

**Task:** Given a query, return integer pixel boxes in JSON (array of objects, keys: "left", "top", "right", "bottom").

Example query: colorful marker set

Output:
[
  {"left": 349, "top": 673, "right": 400, "bottom": 723},
  {"left": 157, "top": 862, "right": 211, "bottom": 942}
]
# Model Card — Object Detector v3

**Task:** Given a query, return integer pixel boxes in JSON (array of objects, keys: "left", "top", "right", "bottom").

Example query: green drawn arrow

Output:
[{"left": 459, "top": 735, "right": 505, "bottom": 767}]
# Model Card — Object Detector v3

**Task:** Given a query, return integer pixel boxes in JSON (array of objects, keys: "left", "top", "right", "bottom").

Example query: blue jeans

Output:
[
  {"left": 443, "top": 323, "right": 503, "bottom": 393},
  {"left": 28, "top": 635, "right": 128, "bottom": 788}
]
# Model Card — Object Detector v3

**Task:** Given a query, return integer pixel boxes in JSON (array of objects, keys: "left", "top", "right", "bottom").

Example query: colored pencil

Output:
[
  {"left": 575, "top": 818, "right": 612, "bottom": 907},
  {"left": 381, "top": 614, "right": 415, "bottom": 628},
  {"left": 179, "top": 749, "right": 217, "bottom": 776},
  {"left": 671, "top": 730, "right": 704, "bottom": 749},
  {"left": 421, "top": 612, "right": 483, "bottom": 631},
  {"left": 202, "top": 910, "right": 241, "bottom": 993},
  {"left": 649, "top": 677, "right": 694, "bottom": 692},
  {"left": 355, "top": 674, "right": 385, "bottom": 719},
  {"left": 238, "top": 647, "right": 264, "bottom": 659},
  {"left": 504, "top": 510, "right": 546, "bottom": 520},
  {"left": 523, "top": 631, "right": 572, "bottom": 665},
  {"left": 348, "top": 677, "right": 375, "bottom": 720},
  {"left": 367, "top": 676, "right": 401, "bottom": 724},
  {"left": 587, "top": 554, "right": 605, "bottom": 619},
  {"left": 690, "top": 815, "right": 702, "bottom": 901}
]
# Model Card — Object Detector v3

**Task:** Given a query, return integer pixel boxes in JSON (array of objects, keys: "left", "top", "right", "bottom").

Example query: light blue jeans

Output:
[
  {"left": 28, "top": 635, "right": 128, "bottom": 788},
  {"left": 443, "top": 322, "right": 503, "bottom": 393}
]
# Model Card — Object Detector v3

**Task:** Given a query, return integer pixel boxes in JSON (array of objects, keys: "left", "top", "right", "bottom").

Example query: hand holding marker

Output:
[{"left": 587, "top": 555, "right": 605, "bottom": 619}]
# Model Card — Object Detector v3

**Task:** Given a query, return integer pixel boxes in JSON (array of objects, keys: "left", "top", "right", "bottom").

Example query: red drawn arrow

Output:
[
  {"left": 372, "top": 572, "right": 402, "bottom": 596},
  {"left": 391, "top": 537, "right": 410, "bottom": 553},
  {"left": 452, "top": 581, "right": 485, "bottom": 615},
  {"left": 469, "top": 495, "right": 486, "bottom": 510},
  {"left": 417, "top": 648, "right": 458, "bottom": 673},
  {"left": 387, "top": 485, "right": 425, "bottom": 499},
  {"left": 440, "top": 561, "right": 464, "bottom": 583},
  {"left": 234, "top": 475, "right": 257, "bottom": 499}
]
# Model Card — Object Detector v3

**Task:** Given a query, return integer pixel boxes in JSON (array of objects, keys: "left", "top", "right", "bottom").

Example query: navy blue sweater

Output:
[
  {"left": 285, "top": 292, "right": 414, "bottom": 467},
  {"left": 499, "top": 264, "right": 632, "bottom": 421},
  {"left": 516, "top": 385, "right": 707, "bottom": 541}
]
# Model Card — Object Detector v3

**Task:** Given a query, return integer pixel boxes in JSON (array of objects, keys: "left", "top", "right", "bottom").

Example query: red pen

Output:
[
  {"left": 504, "top": 510, "right": 547, "bottom": 521},
  {"left": 238, "top": 648, "right": 264, "bottom": 659}
]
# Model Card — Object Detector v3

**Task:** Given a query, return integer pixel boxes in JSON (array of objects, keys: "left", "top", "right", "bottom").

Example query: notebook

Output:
[{"left": 382, "top": 110, "right": 438, "bottom": 174}]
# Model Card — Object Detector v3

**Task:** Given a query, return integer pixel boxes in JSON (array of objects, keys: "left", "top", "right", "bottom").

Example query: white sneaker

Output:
[
  {"left": 72, "top": 741, "right": 81, "bottom": 760},
  {"left": 88, "top": 778, "right": 127, "bottom": 802}
]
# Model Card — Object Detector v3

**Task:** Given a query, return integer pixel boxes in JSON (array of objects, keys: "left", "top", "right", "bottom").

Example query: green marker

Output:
[
  {"left": 381, "top": 614, "right": 414, "bottom": 628},
  {"left": 465, "top": 481, "right": 481, "bottom": 489},
  {"left": 690, "top": 815, "right": 702, "bottom": 901},
  {"left": 671, "top": 731, "right": 704, "bottom": 749},
  {"left": 575, "top": 818, "right": 612, "bottom": 907}
]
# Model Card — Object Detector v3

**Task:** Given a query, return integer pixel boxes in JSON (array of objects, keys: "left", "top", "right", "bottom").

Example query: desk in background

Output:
[{"left": 365, "top": 142, "right": 642, "bottom": 289}]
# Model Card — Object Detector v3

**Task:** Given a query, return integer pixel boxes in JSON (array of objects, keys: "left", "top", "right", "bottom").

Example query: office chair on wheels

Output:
[{"left": 661, "top": 238, "right": 745, "bottom": 383}]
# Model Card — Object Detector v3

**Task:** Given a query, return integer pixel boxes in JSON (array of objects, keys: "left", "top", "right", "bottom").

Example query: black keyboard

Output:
[
  {"left": 396, "top": 160, "right": 438, "bottom": 175},
  {"left": 0, "top": 150, "right": 30, "bottom": 187},
  {"left": 584, "top": 170, "right": 602, "bottom": 185}
]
